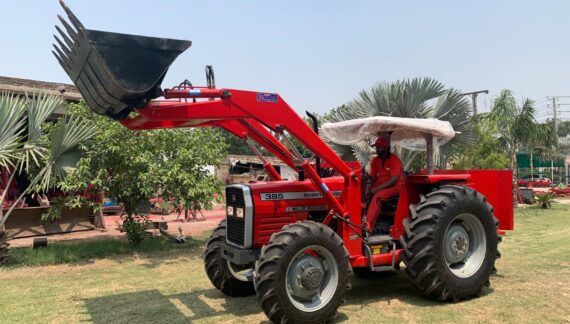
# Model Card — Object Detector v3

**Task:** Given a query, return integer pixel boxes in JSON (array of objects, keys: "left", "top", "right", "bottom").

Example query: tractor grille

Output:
[
  {"left": 225, "top": 186, "right": 248, "bottom": 247},
  {"left": 226, "top": 187, "right": 245, "bottom": 206},
  {"left": 226, "top": 217, "right": 245, "bottom": 246}
]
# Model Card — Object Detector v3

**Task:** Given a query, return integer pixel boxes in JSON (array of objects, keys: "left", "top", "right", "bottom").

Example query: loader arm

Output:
[{"left": 119, "top": 88, "right": 361, "bottom": 223}]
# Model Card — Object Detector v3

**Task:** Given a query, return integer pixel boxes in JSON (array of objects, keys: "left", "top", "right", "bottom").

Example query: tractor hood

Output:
[{"left": 321, "top": 116, "right": 456, "bottom": 151}]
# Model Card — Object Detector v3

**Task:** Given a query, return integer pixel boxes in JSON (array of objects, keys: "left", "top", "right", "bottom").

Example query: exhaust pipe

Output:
[{"left": 53, "top": 1, "right": 192, "bottom": 119}]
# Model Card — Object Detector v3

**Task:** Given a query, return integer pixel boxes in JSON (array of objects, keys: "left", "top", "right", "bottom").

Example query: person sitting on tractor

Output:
[{"left": 365, "top": 137, "right": 404, "bottom": 233}]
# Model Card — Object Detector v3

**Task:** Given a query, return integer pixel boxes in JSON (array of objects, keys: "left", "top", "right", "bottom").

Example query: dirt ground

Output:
[
  {"left": 9, "top": 207, "right": 226, "bottom": 248},
  {"left": 556, "top": 197, "right": 570, "bottom": 204},
  {"left": 10, "top": 197, "right": 570, "bottom": 248}
]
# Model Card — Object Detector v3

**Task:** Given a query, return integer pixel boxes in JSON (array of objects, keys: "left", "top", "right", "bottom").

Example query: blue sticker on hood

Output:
[{"left": 256, "top": 92, "right": 278, "bottom": 103}]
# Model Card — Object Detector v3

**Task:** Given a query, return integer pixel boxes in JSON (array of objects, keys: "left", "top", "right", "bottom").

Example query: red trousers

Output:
[{"left": 365, "top": 187, "right": 400, "bottom": 232}]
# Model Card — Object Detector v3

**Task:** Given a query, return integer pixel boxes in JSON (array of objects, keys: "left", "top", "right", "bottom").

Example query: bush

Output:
[
  {"left": 122, "top": 214, "right": 149, "bottom": 244},
  {"left": 535, "top": 192, "right": 556, "bottom": 209}
]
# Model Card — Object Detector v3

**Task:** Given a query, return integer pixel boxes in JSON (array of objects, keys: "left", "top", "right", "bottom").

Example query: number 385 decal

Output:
[{"left": 261, "top": 193, "right": 284, "bottom": 200}]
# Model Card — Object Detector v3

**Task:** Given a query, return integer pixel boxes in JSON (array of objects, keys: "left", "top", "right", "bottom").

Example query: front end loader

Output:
[{"left": 53, "top": 2, "right": 514, "bottom": 323}]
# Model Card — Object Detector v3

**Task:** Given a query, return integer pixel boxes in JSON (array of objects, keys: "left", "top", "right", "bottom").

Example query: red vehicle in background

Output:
[{"left": 517, "top": 174, "right": 552, "bottom": 188}]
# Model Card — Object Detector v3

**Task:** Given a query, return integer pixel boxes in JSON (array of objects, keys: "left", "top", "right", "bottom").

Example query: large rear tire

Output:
[
  {"left": 400, "top": 185, "right": 500, "bottom": 302},
  {"left": 204, "top": 220, "right": 256, "bottom": 297},
  {"left": 254, "top": 221, "right": 351, "bottom": 324}
]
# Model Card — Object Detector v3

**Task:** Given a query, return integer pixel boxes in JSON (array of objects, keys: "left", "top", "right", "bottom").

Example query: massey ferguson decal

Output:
[
  {"left": 285, "top": 205, "right": 329, "bottom": 212},
  {"left": 260, "top": 191, "right": 342, "bottom": 201}
]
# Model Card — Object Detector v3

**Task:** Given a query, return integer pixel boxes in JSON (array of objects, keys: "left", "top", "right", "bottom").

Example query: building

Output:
[
  {"left": 217, "top": 155, "right": 298, "bottom": 184},
  {"left": 0, "top": 76, "right": 81, "bottom": 116},
  {"left": 1, "top": 76, "right": 94, "bottom": 237}
]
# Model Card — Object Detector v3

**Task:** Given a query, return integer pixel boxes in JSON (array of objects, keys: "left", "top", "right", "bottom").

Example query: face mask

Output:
[{"left": 377, "top": 148, "right": 390, "bottom": 159}]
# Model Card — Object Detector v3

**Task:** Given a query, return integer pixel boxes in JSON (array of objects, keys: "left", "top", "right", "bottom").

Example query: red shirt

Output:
[{"left": 370, "top": 154, "right": 404, "bottom": 190}]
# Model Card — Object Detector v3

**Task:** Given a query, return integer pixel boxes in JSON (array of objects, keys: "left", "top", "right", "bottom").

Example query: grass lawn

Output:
[{"left": 0, "top": 205, "right": 569, "bottom": 323}]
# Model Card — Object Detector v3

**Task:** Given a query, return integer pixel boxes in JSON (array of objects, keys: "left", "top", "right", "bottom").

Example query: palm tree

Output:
[
  {"left": 322, "top": 77, "right": 473, "bottom": 170},
  {"left": 526, "top": 123, "right": 558, "bottom": 181},
  {"left": 479, "top": 89, "right": 557, "bottom": 203},
  {"left": 482, "top": 90, "right": 555, "bottom": 179},
  {"left": 0, "top": 92, "right": 97, "bottom": 264}
]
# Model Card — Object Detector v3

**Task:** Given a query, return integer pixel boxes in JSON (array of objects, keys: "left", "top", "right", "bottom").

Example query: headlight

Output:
[
  {"left": 226, "top": 206, "right": 234, "bottom": 216},
  {"left": 236, "top": 208, "right": 244, "bottom": 218}
]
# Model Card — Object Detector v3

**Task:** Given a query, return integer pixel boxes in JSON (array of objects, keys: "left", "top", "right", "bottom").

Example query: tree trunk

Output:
[
  {"left": 0, "top": 228, "right": 10, "bottom": 266},
  {"left": 511, "top": 148, "right": 518, "bottom": 206},
  {"left": 530, "top": 152, "right": 534, "bottom": 180},
  {"left": 94, "top": 193, "right": 107, "bottom": 230}
]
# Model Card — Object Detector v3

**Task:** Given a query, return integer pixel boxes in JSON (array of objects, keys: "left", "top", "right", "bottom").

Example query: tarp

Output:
[
  {"left": 516, "top": 153, "right": 565, "bottom": 168},
  {"left": 320, "top": 116, "right": 456, "bottom": 151}
]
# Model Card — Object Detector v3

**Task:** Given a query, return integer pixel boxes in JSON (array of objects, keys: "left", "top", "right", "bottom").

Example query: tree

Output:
[
  {"left": 0, "top": 92, "right": 97, "bottom": 264},
  {"left": 222, "top": 116, "right": 316, "bottom": 159},
  {"left": 145, "top": 128, "right": 227, "bottom": 220},
  {"left": 452, "top": 119, "right": 510, "bottom": 170},
  {"left": 322, "top": 78, "right": 473, "bottom": 171},
  {"left": 482, "top": 90, "right": 556, "bottom": 179},
  {"left": 222, "top": 131, "right": 252, "bottom": 155},
  {"left": 550, "top": 119, "right": 570, "bottom": 138},
  {"left": 59, "top": 102, "right": 228, "bottom": 243},
  {"left": 479, "top": 90, "right": 557, "bottom": 201}
]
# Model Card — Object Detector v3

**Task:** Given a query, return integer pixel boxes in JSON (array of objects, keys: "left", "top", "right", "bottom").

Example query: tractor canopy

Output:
[
  {"left": 53, "top": 1, "right": 191, "bottom": 119},
  {"left": 321, "top": 116, "right": 456, "bottom": 150}
]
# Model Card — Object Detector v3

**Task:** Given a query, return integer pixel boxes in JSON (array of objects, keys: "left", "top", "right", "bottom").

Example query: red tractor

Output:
[{"left": 54, "top": 2, "right": 513, "bottom": 323}]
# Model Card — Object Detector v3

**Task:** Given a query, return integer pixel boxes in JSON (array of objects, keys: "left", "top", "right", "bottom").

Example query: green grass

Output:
[
  {"left": 8, "top": 236, "right": 204, "bottom": 267},
  {"left": 0, "top": 205, "right": 569, "bottom": 323}
]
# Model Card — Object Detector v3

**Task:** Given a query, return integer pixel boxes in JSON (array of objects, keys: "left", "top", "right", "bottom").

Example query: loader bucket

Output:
[{"left": 53, "top": 1, "right": 191, "bottom": 119}]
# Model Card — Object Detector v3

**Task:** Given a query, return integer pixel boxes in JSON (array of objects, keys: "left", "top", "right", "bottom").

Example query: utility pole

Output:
[
  {"left": 546, "top": 96, "right": 570, "bottom": 133},
  {"left": 462, "top": 90, "right": 489, "bottom": 115},
  {"left": 550, "top": 96, "right": 558, "bottom": 133}
]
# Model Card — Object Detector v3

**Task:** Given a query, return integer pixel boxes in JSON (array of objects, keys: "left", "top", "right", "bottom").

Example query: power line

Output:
[{"left": 547, "top": 96, "right": 560, "bottom": 133}]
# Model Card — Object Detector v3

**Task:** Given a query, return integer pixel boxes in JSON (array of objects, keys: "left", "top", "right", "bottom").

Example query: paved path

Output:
[{"left": 10, "top": 207, "right": 226, "bottom": 248}]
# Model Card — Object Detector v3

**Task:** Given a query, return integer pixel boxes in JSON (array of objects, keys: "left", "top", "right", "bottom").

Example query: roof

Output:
[
  {"left": 223, "top": 154, "right": 289, "bottom": 166},
  {"left": 321, "top": 116, "right": 456, "bottom": 151},
  {"left": 0, "top": 76, "right": 82, "bottom": 102}
]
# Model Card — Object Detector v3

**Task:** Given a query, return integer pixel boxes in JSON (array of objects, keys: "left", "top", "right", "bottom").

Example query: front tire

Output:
[
  {"left": 254, "top": 221, "right": 351, "bottom": 323},
  {"left": 204, "top": 220, "right": 256, "bottom": 297},
  {"left": 400, "top": 185, "right": 500, "bottom": 302}
]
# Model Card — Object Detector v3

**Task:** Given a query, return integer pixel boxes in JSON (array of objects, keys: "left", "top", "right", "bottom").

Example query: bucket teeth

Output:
[
  {"left": 52, "top": 44, "right": 70, "bottom": 68},
  {"left": 51, "top": 50, "right": 64, "bottom": 66},
  {"left": 52, "top": 0, "right": 192, "bottom": 119},
  {"left": 59, "top": 0, "right": 86, "bottom": 33},
  {"left": 57, "top": 14, "right": 80, "bottom": 40},
  {"left": 53, "top": 36, "right": 71, "bottom": 57},
  {"left": 55, "top": 25, "right": 77, "bottom": 51},
  {"left": 53, "top": 1, "right": 89, "bottom": 80}
]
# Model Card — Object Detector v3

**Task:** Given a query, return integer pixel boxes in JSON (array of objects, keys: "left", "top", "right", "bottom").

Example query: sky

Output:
[{"left": 1, "top": 1, "right": 569, "bottom": 120}]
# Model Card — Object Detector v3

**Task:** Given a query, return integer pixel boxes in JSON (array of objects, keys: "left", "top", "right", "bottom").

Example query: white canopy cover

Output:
[{"left": 320, "top": 116, "right": 456, "bottom": 151}]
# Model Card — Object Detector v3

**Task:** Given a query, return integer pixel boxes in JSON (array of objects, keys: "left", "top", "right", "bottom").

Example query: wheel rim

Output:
[
  {"left": 227, "top": 261, "right": 253, "bottom": 282},
  {"left": 285, "top": 245, "right": 339, "bottom": 312},
  {"left": 444, "top": 213, "right": 487, "bottom": 278}
]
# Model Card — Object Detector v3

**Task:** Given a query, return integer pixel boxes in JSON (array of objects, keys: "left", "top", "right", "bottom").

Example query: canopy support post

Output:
[{"left": 425, "top": 134, "right": 434, "bottom": 175}]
